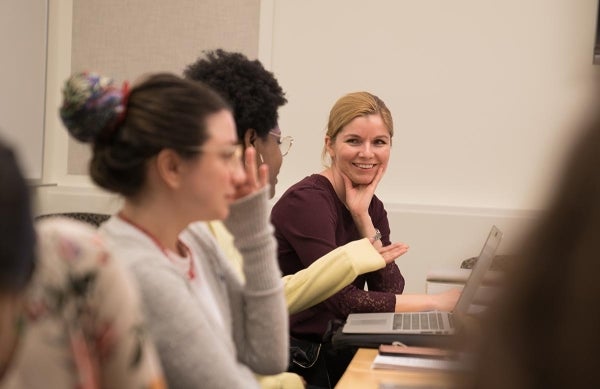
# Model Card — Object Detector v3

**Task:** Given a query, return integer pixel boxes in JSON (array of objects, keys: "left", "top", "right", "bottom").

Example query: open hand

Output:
[
  {"left": 377, "top": 242, "right": 409, "bottom": 264},
  {"left": 342, "top": 166, "right": 384, "bottom": 217}
]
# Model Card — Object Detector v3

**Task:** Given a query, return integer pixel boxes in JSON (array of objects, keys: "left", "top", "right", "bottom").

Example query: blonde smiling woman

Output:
[{"left": 271, "top": 91, "right": 460, "bottom": 388}]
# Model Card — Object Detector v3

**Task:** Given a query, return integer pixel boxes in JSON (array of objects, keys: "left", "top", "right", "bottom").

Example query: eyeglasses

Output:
[
  {"left": 188, "top": 144, "right": 243, "bottom": 170},
  {"left": 269, "top": 130, "right": 294, "bottom": 157}
]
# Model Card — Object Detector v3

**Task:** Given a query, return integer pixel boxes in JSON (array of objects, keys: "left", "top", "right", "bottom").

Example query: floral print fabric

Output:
[{"left": 0, "top": 218, "right": 165, "bottom": 389}]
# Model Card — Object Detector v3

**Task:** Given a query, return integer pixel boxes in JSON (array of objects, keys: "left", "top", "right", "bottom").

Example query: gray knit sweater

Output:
[{"left": 100, "top": 188, "right": 288, "bottom": 389}]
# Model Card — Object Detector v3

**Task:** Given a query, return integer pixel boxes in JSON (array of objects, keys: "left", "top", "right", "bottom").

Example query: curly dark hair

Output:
[{"left": 184, "top": 49, "right": 287, "bottom": 140}]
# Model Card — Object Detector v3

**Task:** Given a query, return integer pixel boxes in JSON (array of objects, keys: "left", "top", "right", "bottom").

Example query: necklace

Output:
[{"left": 117, "top": 212, "right": 196, "bottom": 280}]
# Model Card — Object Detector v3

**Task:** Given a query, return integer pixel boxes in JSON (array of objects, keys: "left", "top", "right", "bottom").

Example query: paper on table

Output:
[
  {"left": 379, "top": 382, "right": 450, "bottom": 389},
  {"left": 372, "top": 354, "right": 468, "bottom": 372}
]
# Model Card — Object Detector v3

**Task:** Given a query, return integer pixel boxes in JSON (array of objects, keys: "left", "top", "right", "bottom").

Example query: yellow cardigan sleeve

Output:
[
  {"left": 206, "top": 221, "right": 386, "bottom": 314},
  {"left": 283, "top": 238, "right": 386, "bottom": 314},
  {"left": 206, "top": 220, "right": 245, "bottom": 279},
  {"left": 256, "top": 372, "right": 305, "bottom": 389},
  {"left": 207, "top": 221, "right": 385, "bottom": 388}
]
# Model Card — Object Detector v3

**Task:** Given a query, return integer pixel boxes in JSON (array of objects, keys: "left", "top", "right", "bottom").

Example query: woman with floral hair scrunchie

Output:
[
  {"left": 60, "top": 72, "right": 129, "bottom": 142},
  {"left": 59, "top": 71, "right": 289, "bottom": 389}
]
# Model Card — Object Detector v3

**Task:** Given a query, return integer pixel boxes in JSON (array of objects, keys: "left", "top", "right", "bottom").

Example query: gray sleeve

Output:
[{"left": 223, "top": 187, "right": 289, "bottom": 375}]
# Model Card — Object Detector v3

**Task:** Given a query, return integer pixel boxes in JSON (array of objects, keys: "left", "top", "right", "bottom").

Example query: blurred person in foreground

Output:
[{"left": 468, "top": 111, "right": 600, "bottom": 389}]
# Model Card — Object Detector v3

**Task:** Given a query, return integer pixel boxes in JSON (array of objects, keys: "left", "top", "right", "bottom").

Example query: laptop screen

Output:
[{"left": 453, "top": 225, "right": 503, "bottom": 315}]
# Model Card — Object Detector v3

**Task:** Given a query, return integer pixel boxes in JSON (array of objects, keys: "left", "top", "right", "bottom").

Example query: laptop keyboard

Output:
[{"left": 392, "top": 311, "right": 453, "bottom": 331}]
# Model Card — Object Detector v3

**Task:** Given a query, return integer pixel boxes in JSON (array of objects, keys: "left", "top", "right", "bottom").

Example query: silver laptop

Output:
[{"left": 342, "top": 225, "right": 503, "bottom": 336}]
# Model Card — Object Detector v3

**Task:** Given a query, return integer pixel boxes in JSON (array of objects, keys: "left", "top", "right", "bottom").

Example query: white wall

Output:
[
  {"left": 268, "top": 0, "right": 600, "bottom": 211},
  {"left": 0, "top": 0, "right": 48, "bottom": 180},
  {"left": 259, "top": 0, "right": 600, "bottom": 292},
  {"left": 36, "top": 0, "right": 600, "bottom": 292}
]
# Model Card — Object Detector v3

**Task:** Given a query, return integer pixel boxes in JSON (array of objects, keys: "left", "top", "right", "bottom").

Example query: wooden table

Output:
[{"left": 335, "top": 348, "right": 465, "bottom": 389}]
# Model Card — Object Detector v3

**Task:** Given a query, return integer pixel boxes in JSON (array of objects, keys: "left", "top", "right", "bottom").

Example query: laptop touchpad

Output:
[{"left": 353, "top": 319, "right": 388, "bottom": 325}]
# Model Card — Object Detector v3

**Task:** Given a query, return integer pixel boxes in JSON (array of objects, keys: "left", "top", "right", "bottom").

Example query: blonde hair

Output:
[{"left": 321, "top": 91, "right": 393, "bottom": 166}]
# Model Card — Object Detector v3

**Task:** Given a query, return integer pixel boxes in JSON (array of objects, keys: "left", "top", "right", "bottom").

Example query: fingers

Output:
[
  {"left": 379, "top": 242, "right": 409, "bottom": 255},
  {"left": 257, "top": 163, "right": 269, "bottom": 188},
  {"left": 232, "top": 146, "right": 269, "bottom": 200},
  {"left": 248, "top": 145, "right": 268, "bottom": 189},
  {"left": 369, "top": 166, "right": 384, "bottom": 189},
  {"left": 244, "top": 146, "right": 258, "bottom": 184},
  {"left": 341, "top": 172, "right": 353, "bottom": 191},
  {"left": 378, "top": 242, "right": 409, "bottom": 264}
]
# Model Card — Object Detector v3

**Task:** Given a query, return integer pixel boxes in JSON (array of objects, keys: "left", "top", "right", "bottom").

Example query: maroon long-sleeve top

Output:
[{"left": 271, "top": 174, "right": 405, "bottom": 342}]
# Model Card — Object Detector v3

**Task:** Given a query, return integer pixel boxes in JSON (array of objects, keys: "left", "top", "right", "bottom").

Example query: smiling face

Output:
[{"left": 325, "top": 114, "right": 391, "bottom": 185}]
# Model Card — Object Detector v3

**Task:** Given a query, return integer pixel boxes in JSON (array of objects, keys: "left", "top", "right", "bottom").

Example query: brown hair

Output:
[{"left": 60, "top": 72, "right": 230, "bottom": 197}]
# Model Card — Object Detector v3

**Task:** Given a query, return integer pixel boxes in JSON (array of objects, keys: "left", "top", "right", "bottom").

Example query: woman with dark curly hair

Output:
[
  {"left": 185, "top": 50, "right": 407, "bottom": 309},
  {"left": 184, "top": 49, "right": 290, "bottom": 199},
  {"left": 185, "top": 51, "right": 409, "bottom": 389}
]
